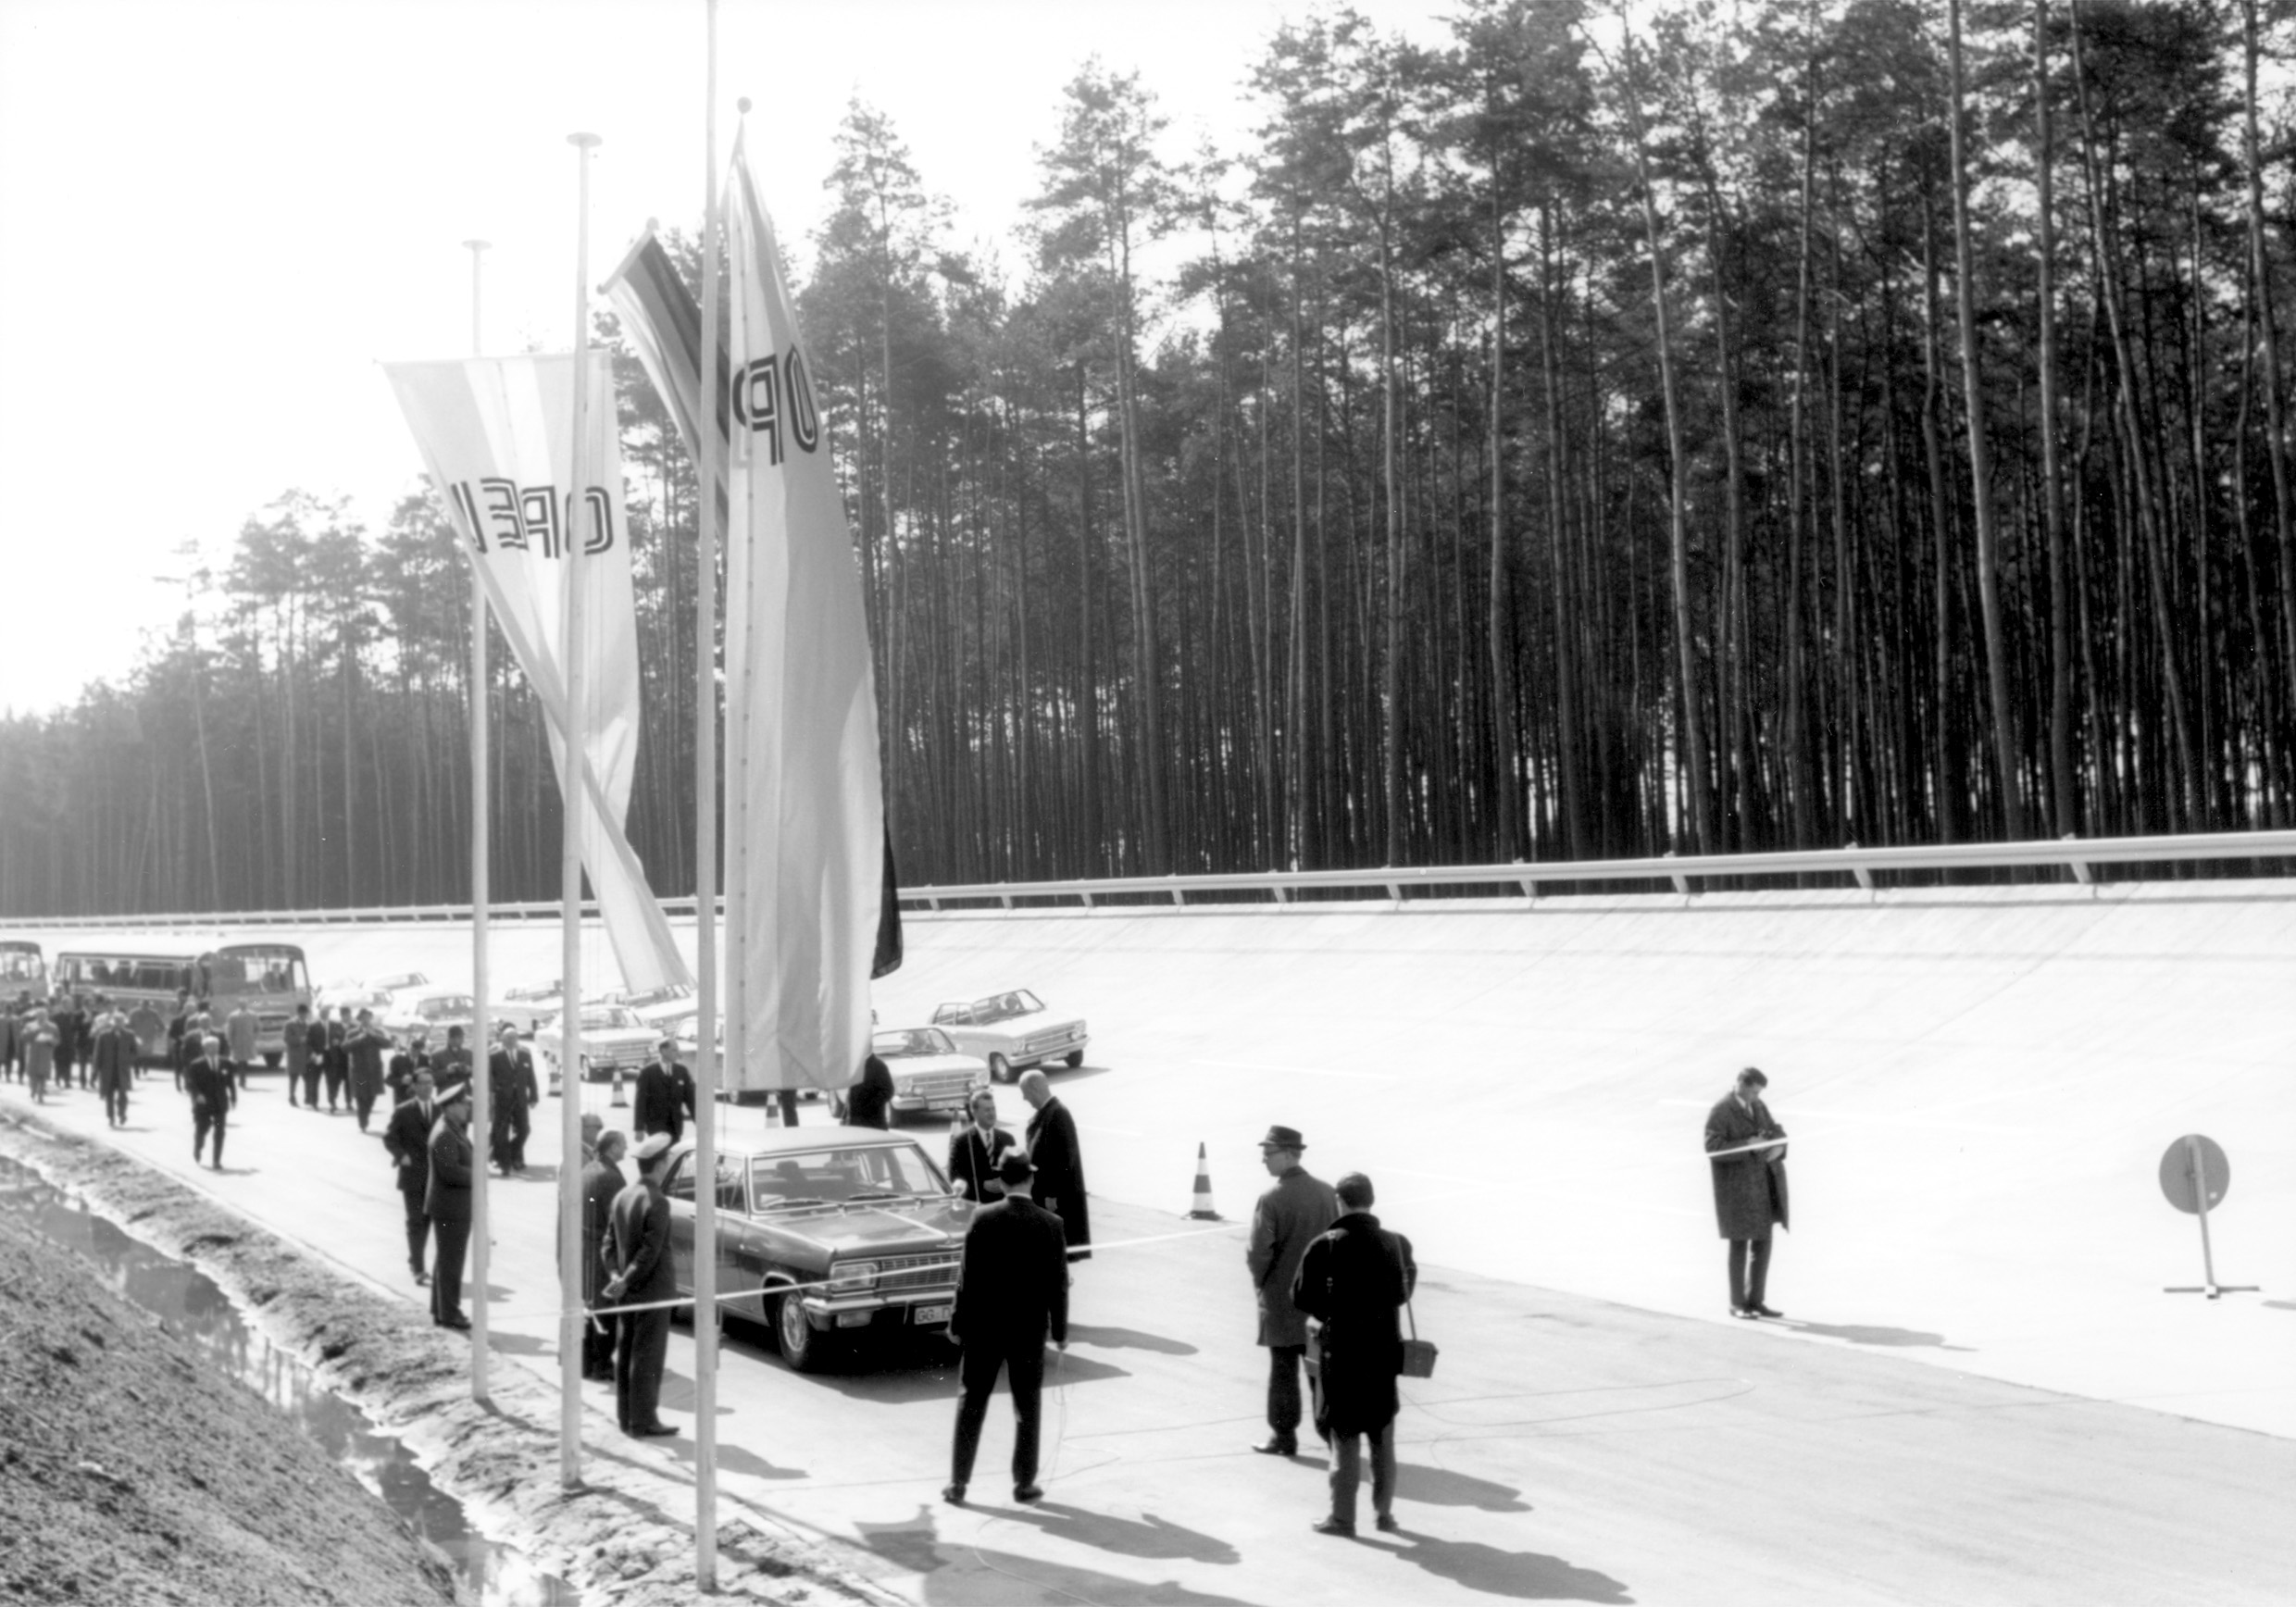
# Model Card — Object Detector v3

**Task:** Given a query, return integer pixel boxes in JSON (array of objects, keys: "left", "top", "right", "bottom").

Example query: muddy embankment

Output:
[{"left": 0, "top": 1109, "right": 894, "bottom": 1606}]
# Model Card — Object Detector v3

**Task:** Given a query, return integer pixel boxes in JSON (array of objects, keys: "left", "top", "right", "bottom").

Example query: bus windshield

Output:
[
  {"left": 213, "top": 944, "right": 309, "bottom": 994},
  {"left": 0, "top": 942, "right": 43, "bottom": 988}
]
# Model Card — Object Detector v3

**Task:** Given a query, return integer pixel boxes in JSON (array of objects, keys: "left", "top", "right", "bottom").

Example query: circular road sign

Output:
[{"left": 2158, "top": 1134, "right": 2231, "bottom": 1215}]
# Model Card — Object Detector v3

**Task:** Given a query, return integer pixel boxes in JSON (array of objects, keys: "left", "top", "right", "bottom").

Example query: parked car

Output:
[
  {"left": 368, "top": 971, "right": 430, "bottom": 1000},
  {"left": 317, "top": 981, "right": 393, "bottom": 1016},
  {"left": 491, "top": 981, "right": 564, "bottom": 1037},
  {"left": 929, "top": 989, "right": 1088, "bottom": 1082},
  {"left": 661, "top": 1127, "right": 972, "bottom": 1372},
  {"left": 602, "top": 982, "right": 698, "bottom": 1032},
  {"left": 533, "top": 1003, "right": 657, "bottom": 1090},
  {"left": 381, "top": 989, "right": 477, "bottom": 1046},
  {"left": 859, "top": 1027, "right": 990, "bottom": 1123}
]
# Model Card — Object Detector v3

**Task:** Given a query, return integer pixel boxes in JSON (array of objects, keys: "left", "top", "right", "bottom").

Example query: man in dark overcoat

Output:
[
  {"left": 632, "top": 1039, "right": 693, "bottom": 1144},
  {"left": 383, "top": 1066, "right": 438, "bottom": 1287},
  {"left": 1244, "top": 1124, "right": 1339, "bottom": 1457},
  {"left": 944, "top": 1152, "right": 1069, "bottom": 1506},
  {"left": 322, "top": 1007, "right": 350, "bottom": 1112},
  {"left": 50, "top": 993, "right": 83, "bottom": 1090},
  {"left": 605, "top": 1133, "right": 677, "bottom": 1436},
  {"left": 577, "top": 1128, "right": 628, "bottom": 1379},
  {"left": 426, "top": 1081, "right": 476, "bottom": 1329},
  {"left": 488, "top": 1025, "right": 539, "bottom": 1174},
  {"left": 283, "top": 1003, "right": 313, "bottom": 1107},
  {"left": 186, "top": 1033, "right": 234, "bottom": 1169},
  {"left": 92, "top": 1006, "right": 137, "bottom": 1127},
  {"left": 0, "top": 998, "right": 17, "bottom": 1082},
  {"left": 840, "top": 1052, "right": 894, "bottom": 1129},
  {"left": 1292, "top": 1171, "right": 1416, "bottom": 1537},
  {"left": 1704, "top": 1065, "right": 1790, "bottom": 1318},
  {"left": 345, "top": 1009, "right": 390, "bottom": 1131},
  {"left": 1018, "top": 1070, "right": 1091, "bottom": 1260}
]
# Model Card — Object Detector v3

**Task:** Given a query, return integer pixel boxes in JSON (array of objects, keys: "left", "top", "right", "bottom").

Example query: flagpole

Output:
[
  {"left": 463, "top": 235, "right": 493, "bottom": 1405},
  {"left": 723, "top": 106, "right": 750, "bottom": 1131},
  {"left": 561, "top": 128, "right": 602, "bottom": 1493},
  {"left": 693, "top": 0, "right": 723, "bottom": 1588}
]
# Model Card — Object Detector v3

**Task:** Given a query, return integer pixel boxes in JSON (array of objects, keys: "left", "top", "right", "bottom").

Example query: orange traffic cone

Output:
[
  {"left": 1187, "top": 1141, "right": 1221, "bottom": 1220},
  {"left": 610, "top": 1064, "right": 628, "bottom": 1108}
]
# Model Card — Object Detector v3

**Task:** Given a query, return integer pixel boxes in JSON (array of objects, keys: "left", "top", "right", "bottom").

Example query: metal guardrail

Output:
[{"left": 4, "top": 830, "right": 2293, "bottom": 929}]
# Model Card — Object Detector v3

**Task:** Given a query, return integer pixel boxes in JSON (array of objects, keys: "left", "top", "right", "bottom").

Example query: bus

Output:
[
  {"left": 0, "top": 940, "right": 45, "bottom": 1001},
  {"left": 49, "top": 939, "right": 314, "bottom": 1065}
]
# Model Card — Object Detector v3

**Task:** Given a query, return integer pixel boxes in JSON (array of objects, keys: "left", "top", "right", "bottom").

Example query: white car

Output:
[
  {"left": 317, "top": 983, "right": 393, "bottom": 1017},
  {"left": 603, "top": 982, "right": 700, "bottom": 1032},
  {"left": 867, "top": 1027, "right": 991, "bottom": 1122},
  {"left": 928, "top": 989, "right": 1089, "bottom": 1083},
  {"left": 368, "top": 971, "right": 430, "bottom": 999},
  {"left": 534, "top": 1003, "right": 658, "bottom": 1090},
  {"left": 381, "top": 989, "right": 477, "bottom": 1046},
  {"left": 491, "top": 981, "right": 564, "bottom": 1037}
]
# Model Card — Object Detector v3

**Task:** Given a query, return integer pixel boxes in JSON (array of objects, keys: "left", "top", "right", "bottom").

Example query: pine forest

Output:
[{"left": 6, "top": 0, "right": 2296, "bottom": 917}]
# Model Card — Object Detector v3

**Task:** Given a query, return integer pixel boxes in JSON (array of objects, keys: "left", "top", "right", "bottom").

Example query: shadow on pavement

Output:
[
  {"left": 667, "top": 1436, "right": 805, "bottom": 1481},
  {"left": 1783, "top": 1320, "right": 1976, "bottom": 1352},
  {"left": 1386, "top": 1530, "right": 1633, "bottom": 1602},
  {"left": 1394, "top": 1463, "right": 1531, "bottom": 1512},
  {"left": 1067, "top": 1323, "right": 1200, "bottom": 1356},
  {"left": 992, "top": 1501, "right": 1241, "bottom": 1564},
  {"left": 809, "top": 1346, "right": 1131, "bottom": 1403},
  {"left": 855, "top": 1508, "right": 1265, "bottom": 1607},
  {"left": 657, "top": 1367, "right": 735, "bottom": 1415}
]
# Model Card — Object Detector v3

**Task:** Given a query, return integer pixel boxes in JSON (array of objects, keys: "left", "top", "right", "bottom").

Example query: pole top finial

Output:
[
  {"left": 461, "top": 238, "right": 491, "bottom": 253},
  {"left": 568, "top": 131, "right": 602, "bottom": 149},
  {"left": 737, "top": 96, "right": 752, "bottom": 115}
]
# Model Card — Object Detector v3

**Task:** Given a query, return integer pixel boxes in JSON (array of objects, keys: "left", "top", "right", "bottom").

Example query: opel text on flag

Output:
[
  {"left": 381, "top": 354, "right": 692, "bottom": 994},
  {"left": 604, "top": 228, "right": 904, "bottom": 982},
  {"left": 720, "top": 135, "right": 886, "bottom": 1092}
]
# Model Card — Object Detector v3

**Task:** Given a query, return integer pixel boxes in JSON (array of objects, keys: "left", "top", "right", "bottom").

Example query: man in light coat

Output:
[
  {"left": 1704, "top": 1065, "right": 1790, "bottom": 1319},
  {"left": 1244, "top": 1124, "right": 1339, "bottom": 1457},
  {"left": 224, "top": 1001, "right": 259, "bottom": 1091}
]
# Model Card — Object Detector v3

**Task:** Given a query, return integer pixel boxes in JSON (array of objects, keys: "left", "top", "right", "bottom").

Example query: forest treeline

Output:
[{"left": 6, "top": 0, "right": 2296, "bottom": 918}]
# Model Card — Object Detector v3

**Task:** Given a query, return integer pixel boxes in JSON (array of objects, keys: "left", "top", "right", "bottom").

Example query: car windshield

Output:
[
  {"left": 875, "top": 1028, "right": 956, "bottom": 1057},
  {"left": 418, "top": 995, "right": 473, "bottom": 1020},
  {"left": 967, "top": 990, "right": 1042, "bottom": 1025},
  {"left": 374, "top": 973, "right": 427, "bottom": 990},
  {"left": 748, "top": 1143, "right": 948, "bottom": 1209}
]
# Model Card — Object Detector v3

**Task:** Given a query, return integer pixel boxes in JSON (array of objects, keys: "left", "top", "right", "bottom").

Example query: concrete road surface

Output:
[{"left": 6, "top": 1055, "right": 2290, "bottom": 1606}]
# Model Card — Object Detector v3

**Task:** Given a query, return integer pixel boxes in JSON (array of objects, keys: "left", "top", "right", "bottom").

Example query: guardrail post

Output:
[
  {"left": 1274, "top": 884, "right": 1292, "bottom": 905},
  {"left": 1000, "top": 892, "right": 1013, "bottom": 910},
  {"left": 1663, "top": 851, "right": 1690, "bottom": 898},
  {"left": 1169, "top": 886, "right": 1185, "bottom": 907},
  {"left": 1386, "top": 881, "right": 1403, "bottom": 905},
  {"left": 1845, "top": 842, "right": 1874, "bottom": 892},
  {"left": 1518, "top": 876, "right": 1538, "bottom": 904},
  {"left": 2063, "top": 834, "right": 2091, "bottom": 887},
  {"left": 1080, "top": 891, "right": 1094, "bottom": 909}
]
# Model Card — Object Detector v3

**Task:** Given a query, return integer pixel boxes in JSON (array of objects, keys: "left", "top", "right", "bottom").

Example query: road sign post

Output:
[{"left": 2159, "top": 1133, "right": 2258, "bottom": 1300}]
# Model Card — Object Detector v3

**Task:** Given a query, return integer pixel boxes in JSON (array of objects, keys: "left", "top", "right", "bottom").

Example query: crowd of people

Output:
[{"left": 1, "top": 988, "right": 1568, "bottom": 1542}]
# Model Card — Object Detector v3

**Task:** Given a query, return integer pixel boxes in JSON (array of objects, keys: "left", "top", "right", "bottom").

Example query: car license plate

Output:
[
  {"left": 914, "top": 1303, "right": 952, "bottom": 1326},
  {"left": 928, "top": 1098, "right": 967, "bottom": 1112}
]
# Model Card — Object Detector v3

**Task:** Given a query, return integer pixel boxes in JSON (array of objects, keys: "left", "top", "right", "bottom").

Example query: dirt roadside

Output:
[{"left": 0, "top": 1108, "right": 895, "bottom": 1606}]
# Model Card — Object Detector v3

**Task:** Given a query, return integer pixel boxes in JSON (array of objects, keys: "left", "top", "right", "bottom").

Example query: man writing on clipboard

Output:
[{"left": 1704, "top": 1066, "right": 1789, "bottom": 1319}]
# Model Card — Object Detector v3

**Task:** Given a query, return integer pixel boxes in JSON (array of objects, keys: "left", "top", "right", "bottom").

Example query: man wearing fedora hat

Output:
[
  {"left": 606, "top": 1131, "right": 679, "bottom": 1437},
  {"left": 1245, "top": 1124, "right": 1339, "bottom": 1457},
  {"left": 426, "top": 1079, "right": 477, "bottom": 1329}
]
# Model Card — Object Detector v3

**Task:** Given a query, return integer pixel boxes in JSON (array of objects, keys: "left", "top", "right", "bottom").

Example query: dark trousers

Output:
[
  {"left": 1329, "top": 1418, "right": 1397, "bottom": 1527},
  {"left": 951, "top": 1339, "right": 1047, "bottom": 1489},
  {"left": 581, "top": 1311, "right": 616, "bottom": 1378},
  {"left": 193, "top": 1106, "right": 227, "bottom": 1166},
  {"left": 399, "top": 1189, "right": 430, "bottom": 1276},
  {"left": 1267, "top": 1342, "right": 1308, "bottom": 1441},
  {"left": 103, "top": 1083, "right": 129, "bottom": 1125},
  {"left": 228, "top": 1056, "right": 250, "bottom": 1091},
  {"left": 1728, "top": 1236, "right": 1774, "bottom": 1311},
  {"left": 324, "top": 1060, "right": 346, "bottom": 1108},
  {"left": 300, "top": 1064, "right": 322, "bottom": 1105},
  {"left": 492, "top": 1109, "right": 530, "bottom": 1171},
  {"left": 616, "top": 1305, "right": 670, "bottom": 1430},
  {"left": 430, "top": 1218, "right": 470, "bottom": 1321},
  {"left": 354, "top": 1087, "right": 378, "bottom": 1130}
]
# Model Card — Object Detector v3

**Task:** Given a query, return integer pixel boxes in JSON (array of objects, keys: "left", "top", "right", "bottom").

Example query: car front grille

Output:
[
  {"left": 875, "top": 1252, "right": 960, "bottom": 1292},
  {"left": 1025, "top": 1027, "right": 1079, "bottom": 1054},
  {"left": 902, "top": 1070, "right": 976, "bottom": 1099}
]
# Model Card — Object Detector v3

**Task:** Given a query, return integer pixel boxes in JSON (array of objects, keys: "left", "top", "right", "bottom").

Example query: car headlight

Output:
[
  {"left": 898, "top": 1078, "right": 920, "bottom": 1096},
  {"left": 827, "top": 1261, "right": 879, "bottom": 1293}
]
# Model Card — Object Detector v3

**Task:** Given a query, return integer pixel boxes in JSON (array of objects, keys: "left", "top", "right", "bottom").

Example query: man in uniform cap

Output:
[
  {"left": 1245, "top": 1124, "right": 1339, "bottom": 1456},
  {"left": 426, "top": 1080, "right": 477, "bottom": 1329},
  {"left": 944, "top": 1151, "right": 1069, "bottom": 1506},
  {"left": 605, "top": 1131, "right": 678, "bottom": 1436}
]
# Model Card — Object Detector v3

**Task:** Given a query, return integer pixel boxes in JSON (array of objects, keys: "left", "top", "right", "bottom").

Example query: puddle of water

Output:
[{"left": 0, "top": 1155, "right": 578, "bottom": 1606}]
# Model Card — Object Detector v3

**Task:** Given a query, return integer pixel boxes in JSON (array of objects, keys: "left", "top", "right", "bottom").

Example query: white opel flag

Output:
[
  {"left": 382, "top": 354, "right": 691, "bottom": 993},
  {"left": 724, "top": 132, "right": 884, "bottom": 1092}
]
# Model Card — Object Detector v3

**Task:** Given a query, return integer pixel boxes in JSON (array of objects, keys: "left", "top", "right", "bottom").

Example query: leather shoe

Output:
[
  {"left": 1749, "top": 1304, "right": 1785, "bottom": 1319},
  {"left": 1250, "top": 1438, "right": 1298, "bottom": 1457},
  {"left": 1311, "top": 1517, "right": 1355, "bottom": 1538},
  {"left": 1014, "top": 1483, "right": 1043, "bottom": 1503},
  {"left": 437, "top": 1314, "right": 472, "bottom": 1331},
  {"left": 629, "top": 1422, "right": 677, "bottom": 1439},
  {"left": 942, "top": 1484, "right": 967, "bottom": 1506},
  {"left": 1375, "top": 1514, "right": 1400, "bottom": 1533}
]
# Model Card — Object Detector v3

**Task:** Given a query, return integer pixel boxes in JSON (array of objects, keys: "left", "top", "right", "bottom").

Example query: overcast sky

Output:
[{"left": 0, "top": 0, "right": 1454, "bottom": 717}]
